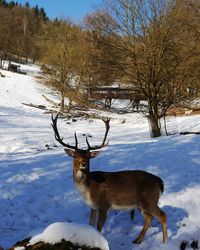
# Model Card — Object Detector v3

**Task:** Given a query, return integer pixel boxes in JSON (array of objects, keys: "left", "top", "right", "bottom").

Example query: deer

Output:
[{"left": 51, "top": 113, "right": 168, "bottom": 244}]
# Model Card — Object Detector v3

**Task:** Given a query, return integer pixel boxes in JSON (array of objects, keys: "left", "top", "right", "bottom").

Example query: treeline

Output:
[
  {"left": 0, "top": 0, "right": 47, "bottom": 64},
  {"left": 0, "top": 0, "right": 47, "bottom": 18}
]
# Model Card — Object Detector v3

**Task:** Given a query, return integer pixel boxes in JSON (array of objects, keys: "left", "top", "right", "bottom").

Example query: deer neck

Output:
[{"left": 73, "top": 159, "right": 91, "bottom": 191}]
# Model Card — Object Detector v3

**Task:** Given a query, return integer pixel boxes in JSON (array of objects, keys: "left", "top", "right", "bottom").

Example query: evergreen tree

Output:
[
  {"left": 8, "top": 1, "right": 15, "bottom": 8},
  {"left": 25, "top": 1, "right": 29, "bottom": 8},
  {"left": 39, "top": 7, "right": 47, "bottom": 21},
  {"left": 0, "top": 0, "right": 7, "bottom": 7},
  {"left": 33, "top": 5, "right": 39, "bottom": 17}
]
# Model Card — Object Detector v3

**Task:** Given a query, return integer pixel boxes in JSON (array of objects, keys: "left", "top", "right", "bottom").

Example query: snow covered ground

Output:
[{"left": 0, "top": 66, "right": 200, "bottom": 250}]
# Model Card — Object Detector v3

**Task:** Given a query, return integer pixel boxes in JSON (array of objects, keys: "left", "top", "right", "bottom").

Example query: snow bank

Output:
[{"left": 28, "top": 222, "right": 109, "bottom": 250}]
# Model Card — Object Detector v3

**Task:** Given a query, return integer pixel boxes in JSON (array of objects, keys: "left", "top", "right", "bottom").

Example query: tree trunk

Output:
[
  {"left": 148, "top": 113, "right": 161, "bottom": 138},
  {"left": 60, "top": 91, "right": 65, "bottom": 112}
]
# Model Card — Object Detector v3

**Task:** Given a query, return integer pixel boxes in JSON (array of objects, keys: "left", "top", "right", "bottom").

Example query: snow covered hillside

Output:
[{"left": 0, "top": 66, "right": 200, "bottom": 250}]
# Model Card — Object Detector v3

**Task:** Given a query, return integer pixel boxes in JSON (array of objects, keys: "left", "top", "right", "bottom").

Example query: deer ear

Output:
[
  {"left": 64, "top": 149, "right": 76, "bottom": 158},
  {"left": 90, "top": 151, "right": 101, "bottom": 158}
]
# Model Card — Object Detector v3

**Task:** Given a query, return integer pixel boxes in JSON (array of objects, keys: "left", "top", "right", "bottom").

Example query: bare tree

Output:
[
  {"left": 39, "top": 20, "right": 83, "bottom": 112},
  {"left": 85, "top": 0, "right": 200, "bottom": 137}
]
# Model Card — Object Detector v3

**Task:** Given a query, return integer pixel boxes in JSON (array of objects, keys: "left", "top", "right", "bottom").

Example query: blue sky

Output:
[{"left": 11, "top": 0, "right": 103, "bottom": 22}]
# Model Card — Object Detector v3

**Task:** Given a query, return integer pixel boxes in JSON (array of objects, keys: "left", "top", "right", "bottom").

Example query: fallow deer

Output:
[{"left": 51, "top": 113, "right": 167, "bottom": 244}]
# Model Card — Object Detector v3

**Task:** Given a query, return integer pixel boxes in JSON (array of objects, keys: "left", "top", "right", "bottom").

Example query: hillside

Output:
[{"left": 0, "top": 66, "right": 200, "bottom": 250}]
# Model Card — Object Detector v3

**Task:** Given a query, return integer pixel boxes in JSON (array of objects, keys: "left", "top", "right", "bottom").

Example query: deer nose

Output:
[{"left": 79, "top": 162, "right": 87, "bottom": 170}]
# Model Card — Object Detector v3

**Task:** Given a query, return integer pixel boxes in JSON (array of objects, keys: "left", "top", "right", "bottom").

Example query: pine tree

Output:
[
  {"left": 33, "top": 5, "right": 39, "bottom": 17},
  {"left": 0, "top": 0, "right": 7, "bottom": 7},
  {"left": 25, "top": 1, "right": 29, "bottom": 8},
  {"left": 8, "top": 1, "right": 15, "bottom": 8},
  {"left": 39, "top": 7, "right": 47, "bottom": 21}
]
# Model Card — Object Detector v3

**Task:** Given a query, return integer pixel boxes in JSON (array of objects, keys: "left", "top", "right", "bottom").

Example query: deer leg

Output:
[
  {"left": 150, "top": 206, "right": 168, "bottom": 243},
  {"left": 89, "top": 208, "right": 97, "bottom": 226},
  {"left": 97, "top": 208, "right": 108, "bottom": 232},
  {"left": 130, "top": 209, "right": 135, "bottom": 221},
  {"left": 133, "top": 210, "right": 153, "bottom": 244}
]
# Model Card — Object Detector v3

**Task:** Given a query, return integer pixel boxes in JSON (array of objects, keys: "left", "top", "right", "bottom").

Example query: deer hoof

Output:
[{"left": 132, "top": 238, "right": 142, "bottom": 244}]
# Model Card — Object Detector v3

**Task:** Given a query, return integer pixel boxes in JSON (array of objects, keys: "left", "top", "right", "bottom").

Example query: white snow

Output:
[
  {"left": 28, "top": 222, "right": 109, "bottom": 250},
  {"left": 0, "top": 65, "right": 200, "bottom": 250},
  {"left": 2, "top": 60, "right": 41, "bottom": 76},
  {"left": 14, "top": 247, "right": 25, "bottom": 250}
]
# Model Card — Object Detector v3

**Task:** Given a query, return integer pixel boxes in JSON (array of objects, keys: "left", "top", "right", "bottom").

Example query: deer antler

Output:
[
  {"left": 51, "top": 113, "right": 78, "bottom": 150},
  {"left": 86, "top": 118, "right": 110, "bottom": 151}
]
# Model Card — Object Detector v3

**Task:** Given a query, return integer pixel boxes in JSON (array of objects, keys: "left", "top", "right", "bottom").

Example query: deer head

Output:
[{"left": 51, "top": 113, "right": 110, "bottom": 174}]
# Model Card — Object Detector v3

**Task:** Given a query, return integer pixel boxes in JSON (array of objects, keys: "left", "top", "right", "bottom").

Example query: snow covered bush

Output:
[{"left": 9, "top": 222, "right": 109, "bottom": 250}]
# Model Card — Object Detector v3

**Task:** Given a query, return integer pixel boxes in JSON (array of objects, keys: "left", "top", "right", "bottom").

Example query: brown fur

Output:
[{"left": 65, "top": 149, "right": 168, "bottom": 244}]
